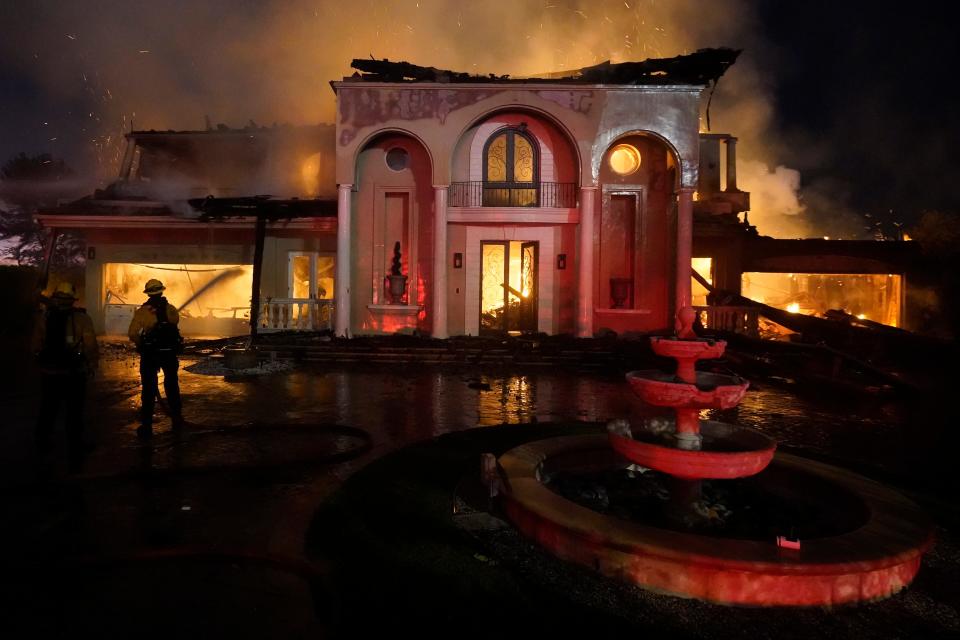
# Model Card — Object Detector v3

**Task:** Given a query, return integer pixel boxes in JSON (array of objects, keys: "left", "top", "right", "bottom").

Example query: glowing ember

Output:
[{"left": 786, "top": 302, "right": 800, "bottom": 314}]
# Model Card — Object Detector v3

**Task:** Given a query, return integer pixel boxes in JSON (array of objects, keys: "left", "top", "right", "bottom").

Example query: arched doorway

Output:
[
  {"left": 596, "top": 133, "right": 680, "bottom": 333},
  {"left": 353, "top": 132, "right": 434, "bottom": 334},
  {"left": 450, "top": 110, "right": 580, "bottom": 336}
]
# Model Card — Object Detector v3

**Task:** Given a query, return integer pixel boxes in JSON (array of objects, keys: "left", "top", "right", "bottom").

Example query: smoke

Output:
[
  {"left": 738, "top": 161, "right": 806, "bottom": 237},
  {"left": 0, "top": 0, "right": 846, "bottom": 237}
]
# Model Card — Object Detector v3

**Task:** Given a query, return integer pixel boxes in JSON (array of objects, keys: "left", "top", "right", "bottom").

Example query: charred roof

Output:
[
  {"left": 38, "top": 194, "right": 337, "bottom": 220},
  {"left": 344, "top": 48, "right": 741, "bottom": 86},
  {"left": 126, "top": 123, "right": 334, "bottom": 142},
  {"left": 188, "top": 195, "right": 337, "bottom": 220}
]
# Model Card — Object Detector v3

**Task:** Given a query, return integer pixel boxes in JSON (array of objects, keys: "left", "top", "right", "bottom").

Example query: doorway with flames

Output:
[{"left": 479, "top": 240, "right": 539, "bottom": 334}]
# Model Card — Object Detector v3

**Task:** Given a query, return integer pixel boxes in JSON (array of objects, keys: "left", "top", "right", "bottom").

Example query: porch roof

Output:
[{"left": 35, "top": 195, "right": 337, "bottom": 230}]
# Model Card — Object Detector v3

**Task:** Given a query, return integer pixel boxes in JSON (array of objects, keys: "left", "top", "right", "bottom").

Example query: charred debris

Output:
[
  {"left": 346, "top": 47, "right": 741, "bottom": 86},
  {"left": 690, "top": 271, "right": 956, "bottom": 397}
]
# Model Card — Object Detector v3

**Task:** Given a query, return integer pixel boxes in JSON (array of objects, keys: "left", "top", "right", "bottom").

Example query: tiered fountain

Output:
[
  {"left": 497, "top": 308, "right": 934, "bottom": 606},
  {"left": 611, "top": 307, "right": 775, "bottom": 482}
]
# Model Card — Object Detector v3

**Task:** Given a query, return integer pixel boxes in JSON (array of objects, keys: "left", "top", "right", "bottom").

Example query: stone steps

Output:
[
  {"left": 267, "top": 346, "right": 628, "bottom": 368},
  {"left": 202, "top": 334, "right": 655, "bottom": 369}
]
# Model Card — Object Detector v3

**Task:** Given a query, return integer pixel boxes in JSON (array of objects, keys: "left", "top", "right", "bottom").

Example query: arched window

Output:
[{"left": 482, "top": 125, "right": 539, "bottom": 206}]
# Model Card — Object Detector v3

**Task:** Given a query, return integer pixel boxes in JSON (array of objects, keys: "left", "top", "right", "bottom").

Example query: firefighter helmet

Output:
[
  {"left": 143, "top": 279, "right": 166, "bottom": 295},
  {"left": 51, "top": 282, "right": 78, "bottom": 299}
]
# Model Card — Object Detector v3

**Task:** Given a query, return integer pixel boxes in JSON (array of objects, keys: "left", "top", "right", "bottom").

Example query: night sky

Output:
[
  {"left": 1, "top": 0, "right": 957, "bottom": 236},
  {"left": 754, "top": 1, "right": 960, "bottom": 232}
]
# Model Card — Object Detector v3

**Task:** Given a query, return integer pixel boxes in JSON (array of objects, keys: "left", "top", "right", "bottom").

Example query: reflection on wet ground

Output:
[
  {"left": 709, "top": 382, "right": 937, "bottom": 480},
  {"left": 2, "top": 349, "right": 941, "bottom": 492}
]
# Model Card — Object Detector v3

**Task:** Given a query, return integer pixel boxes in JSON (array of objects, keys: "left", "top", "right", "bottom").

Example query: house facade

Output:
[{"left": 332, "top": 78, "right": 706, "bottom": 338}]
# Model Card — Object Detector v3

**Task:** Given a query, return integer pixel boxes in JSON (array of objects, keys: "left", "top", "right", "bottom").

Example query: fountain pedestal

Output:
[{"left": 613, "top": 310, "right": 774, "bottom": 478}]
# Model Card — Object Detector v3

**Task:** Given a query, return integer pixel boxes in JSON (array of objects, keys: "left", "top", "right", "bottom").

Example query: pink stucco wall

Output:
[
  {"left": 334, "top": 82, "right": 704, "bottom": 336},
  {"left": 352, "top": 133, "right": 435, "bottom": 334}
]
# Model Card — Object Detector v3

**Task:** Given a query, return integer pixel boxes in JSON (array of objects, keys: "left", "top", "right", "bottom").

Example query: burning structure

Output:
[
  {"left": 38, "top": 124, "right": 337, "bottom": 337},
  {"left": 36, "top": 50, "right": 923, "bottom": 339}
]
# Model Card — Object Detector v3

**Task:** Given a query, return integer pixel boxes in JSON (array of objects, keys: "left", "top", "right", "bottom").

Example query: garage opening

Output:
[{"left": 102, "top": 263, "right": 253, "bottom": 337}]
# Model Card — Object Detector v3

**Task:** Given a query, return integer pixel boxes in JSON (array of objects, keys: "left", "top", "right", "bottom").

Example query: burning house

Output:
[
  {"left": 692, "top": 133, "right": 924, "bottom": 334},
  {"left": 36, "top": 49, "right": 923, "bottom": 339}
]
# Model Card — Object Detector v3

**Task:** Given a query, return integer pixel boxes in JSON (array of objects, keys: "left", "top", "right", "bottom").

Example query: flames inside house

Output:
[
  {"left": 691, "top": 258, "right": 713, "bottom": 307},
  {"left": 480, "top": 241, "right": 538, "bottom": 334},
  {"left": 741, "top": 272, "right": 902, "bottom": 328},
  {"left": 102, "top": 263, "right": 253, "bottom": 337}
]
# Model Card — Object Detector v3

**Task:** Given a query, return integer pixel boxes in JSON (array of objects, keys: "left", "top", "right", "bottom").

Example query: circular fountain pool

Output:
[{"left": 499, "top": 434, "right": 934, "bottom": 606}]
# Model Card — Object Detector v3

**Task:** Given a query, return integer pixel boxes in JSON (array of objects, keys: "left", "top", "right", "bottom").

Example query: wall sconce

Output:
[
  {"left": 556, "top": 253, "right": 566, "bottom": 270},
  {"left": 87, "top": 246, "right": 96, "bottom": 260},
  {"left": 453, "top": 252, "right": 463, "bottom": 269}
]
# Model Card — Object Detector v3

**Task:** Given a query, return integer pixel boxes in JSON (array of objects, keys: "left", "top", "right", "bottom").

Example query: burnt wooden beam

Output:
[
  {"left": 189, "top": 196, "right": 337, "bottom": 220},
  {"left": 577, "top": 48, "right": 741, "bottom": 86},
  {"left": 350, "top": 58, "right": 505, "bottom": 83},
  {"left": 249, "top": 215, "right": 267, "bottom": 340}
]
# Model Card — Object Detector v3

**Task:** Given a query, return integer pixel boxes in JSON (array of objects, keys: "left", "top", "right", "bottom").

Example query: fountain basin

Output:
[
  {"left": 609, "top": 420, "right": 776, "bottom": 479},
  {"left": 650, "top": 336, "right": 726, "bottom": 361},
  {"left": 627, "top": 370, "right": 749, "bottom": 409},
  {"left": 499, "top": 435, "right": 934, "bottom": 606}
]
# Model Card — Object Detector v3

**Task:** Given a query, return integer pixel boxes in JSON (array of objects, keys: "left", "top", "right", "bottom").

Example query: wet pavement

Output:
[{"left": 0, "top": 339, "right": 956, "bottom": 637}]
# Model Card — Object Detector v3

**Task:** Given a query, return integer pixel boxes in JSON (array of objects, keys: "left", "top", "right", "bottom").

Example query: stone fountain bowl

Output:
[
  {"left": 608, "top": 420, "right": 777, "bottom": 479},
  {"left": 498, "top": 434, "right": 935, "bottom": 606},
  {"left": 626, "top": 370, "right": 749, "bottom": 409},
  {"left": 649, "top": 335, "right": 727, "bottom": 361}
]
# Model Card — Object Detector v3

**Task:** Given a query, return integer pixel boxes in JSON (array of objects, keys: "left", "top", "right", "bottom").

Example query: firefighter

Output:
[
  {"left": 128, "top": 278, "right": 184, "bottom": 437},
  {"left": 33, "top": 281, "right": 99, "bottom": 472}
]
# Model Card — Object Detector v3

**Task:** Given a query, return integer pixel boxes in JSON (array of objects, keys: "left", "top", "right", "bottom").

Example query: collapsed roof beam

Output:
[{"left": 188, "top": 195, "right": 337, "bottom": 221}]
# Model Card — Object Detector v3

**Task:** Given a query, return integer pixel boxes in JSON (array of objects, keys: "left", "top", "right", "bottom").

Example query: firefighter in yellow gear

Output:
[
  {"left": 32, "top": 282, "right": 99, "bottom": 472},
  {"left": 128, "top": 278, "right": 184, "bottom": 437}
]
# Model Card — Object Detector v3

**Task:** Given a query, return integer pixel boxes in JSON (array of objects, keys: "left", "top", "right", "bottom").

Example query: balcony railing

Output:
[
  {"left": 260, "top": 297, "right": 333, "bottom": 333},
  {"left": 693, "top": 305, "right": 759, "bottom": 338},
  {"left": 449, "top": 181, "right": 577, "bottom": 208}
]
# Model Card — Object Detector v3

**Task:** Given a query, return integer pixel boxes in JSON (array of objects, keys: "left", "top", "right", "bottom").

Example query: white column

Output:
[
  {"left": 675, "top": 187, "right": 695, "bottom": 324},
  {"left": 577, "top": 185, "right": 598, "bottom": 338},
  {"left": 432, "top": 185, "right": 449, "bottom": 339},
  {"left": 724, "top": 137, "right": 738, "bottom": 191},
  {"left": 335, "top": 184, "right": 352, "bottom": 337}
]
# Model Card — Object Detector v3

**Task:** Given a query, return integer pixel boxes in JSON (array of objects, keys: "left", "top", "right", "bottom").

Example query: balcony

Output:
[{"left": 449, "top": 182, "right": 577, "bottom": 208}]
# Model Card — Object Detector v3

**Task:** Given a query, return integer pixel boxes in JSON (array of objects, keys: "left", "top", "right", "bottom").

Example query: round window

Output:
[
  {"left": 385, "top": 147, "right": 410, "bottom": 171},
  {"left": 608, "top": 144, "right": 641, "bottom": 176}
]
